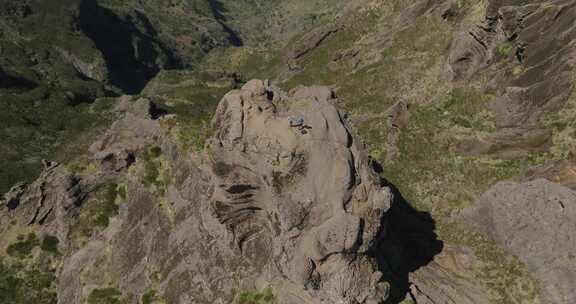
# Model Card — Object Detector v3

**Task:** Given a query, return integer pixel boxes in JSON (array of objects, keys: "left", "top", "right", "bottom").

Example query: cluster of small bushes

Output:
[
  {"left": 6, "top": 233, "right": 59, "bottom": 258},
  {"left": 87, "top": 288, "right": 125, "bottom": 304},
  {"left": 0, "top": 260, "right": 57, "bottom": 303},
  {"left": 141, "top": 146, "right": 165, "bottom": 187},
  {"left": 70, "top": 182, "right": 123, "bottom": 243}
]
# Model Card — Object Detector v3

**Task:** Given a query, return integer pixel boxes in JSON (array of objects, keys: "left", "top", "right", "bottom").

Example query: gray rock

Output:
[
  {"left": 449, "top": 1, "right": 576, "bottom": 157},
  {"left": 0, "top": 161, "right": 90, "bottom": 251},
  {"left": 409, "top": 245, "right": 490, "bottom": 304},
  {"left": 49, "top": 80, "right": 394, "bottom": 303},
  {"left": 463, "top": 179, "right": 576, "bottom": 304}
]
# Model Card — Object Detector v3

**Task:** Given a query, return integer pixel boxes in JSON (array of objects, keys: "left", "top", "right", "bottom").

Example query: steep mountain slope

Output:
[
  {"left": 1, "top": 0, "right": 576, "bottom": 304},
  {"left": 253, "top": 0, "right": 576, "bottom": 302},
  {"left": 1, "top": 82, "right": 392, "bottom": 304},
  {"left": 0, "top": 0, "right": 345, "bottom": 194}
]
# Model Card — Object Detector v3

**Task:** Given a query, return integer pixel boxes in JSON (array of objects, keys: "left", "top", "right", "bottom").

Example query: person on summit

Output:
[{"left": 289, "top": 115, "right": 305, "bottom": 130}]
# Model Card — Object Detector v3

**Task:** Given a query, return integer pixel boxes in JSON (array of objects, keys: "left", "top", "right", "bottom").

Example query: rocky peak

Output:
[
  {"left": 1, "top": 80, "right": 394, "bottom": 304},
  {"left": 205, "top": 80, "right": 391, "bottom": 302}
]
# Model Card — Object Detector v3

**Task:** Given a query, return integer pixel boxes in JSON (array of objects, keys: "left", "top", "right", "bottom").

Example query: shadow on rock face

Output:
[{"left": 368, "top": 165, "right": 444, "bottom": 304}]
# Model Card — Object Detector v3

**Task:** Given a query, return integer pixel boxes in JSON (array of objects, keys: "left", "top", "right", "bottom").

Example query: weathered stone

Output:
[
  {"left": 409, "top": 245, "right": 490, "bottom": 304},
  {"left": 10, "top": 81, "right": 394, "bottom": 304},
  {"left": 463, "top": 179, "right": 576, "bottom": 304}
]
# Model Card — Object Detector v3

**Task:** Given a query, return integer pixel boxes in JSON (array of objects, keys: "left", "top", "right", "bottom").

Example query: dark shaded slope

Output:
[
  {"left": 78, "top": 0, "right": 181, "bottom": 94},
  {"left": 0, "top": 67, "right": 37, "bottom": 90},
  {"left": 371, "top": 174, "right": 444, "bottom": 304},
  {"left": 207, "top": 0, "right": 243, "bottom": 46}
]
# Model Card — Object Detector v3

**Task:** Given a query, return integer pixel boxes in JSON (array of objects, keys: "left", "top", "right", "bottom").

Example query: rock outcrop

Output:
[
  {"left": 409, "top": 245, "right": 490, "bottom": 304},
  {"left": 0, "top": 161, "right": 88, "bottom": 250},
  {"left": 463, "top": 179, "right": 576, "bottom": 304},
  {"left": 205, "top": 80, "right": 391, "bottom": 303},
  {"left": 450, "top": 0, "right": 576, "bottom": 158},
  {"left": 2, "top": 81, "right": 394, "bottom": 304}
]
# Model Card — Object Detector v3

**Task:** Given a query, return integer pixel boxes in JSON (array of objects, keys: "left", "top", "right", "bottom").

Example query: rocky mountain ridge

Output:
[
  {"left": 2, "top": 81, "right": 393, "bottom": 303},
  {"left": 1, "top": 0, "right": 576, "bottom": 303}
]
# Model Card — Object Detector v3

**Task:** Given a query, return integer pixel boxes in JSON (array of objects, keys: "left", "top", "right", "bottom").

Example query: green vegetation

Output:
[
  {"left": 0, "top": 1, "right": 559, "bottom": 303},
  {"left": 141, "top": 289, "right": 166, "bottom": 304},
  {"left": 94, "top": 183, "right": 122, "bottom": 228},
  {"left": 0, "top": 261, "right": 57, "bottom": 304},
  {"left": 0, "top": 87, "right": 116, "bottom": 194},
  {"left": 141, "top": 290, "right": 156, "bottom": 304},
  {"left": 117, "top": 183, "right": 128, "bottom": 201},
  {"left": 382, "top": 91, "right": 547, "bottom": 216},
  {"left": 6, "top": 233, "right": 39, "bottom": 259},
  {"left": 541, "top": 81, "right": 576, "bottom": 160},
  {"left": 237, "top": 287, "right": 274, "bottom": 304},
  {"left": 145, "top": 71, "right": 226, "bottom": 153},
  {"left": 512, "top": 65, "right": 524, "bottom": 76},
  {"left": 88, "top": 288, "right": 126, "bottom": 304},
  {"left": 40, "top": 235, "right": 59, "bottom": 255},
  {"left": 70, "top": 183, "right": 122, "bottom": 243},
  {"left": 248, "top": 4, "right": 545, "bottom": 302},
  {"left": 439, "top": 221, "right": 541, "bottom": 303},
  {"left": 148, "top": 146, "right": 162, "bottom": 159},
  {"left": 496, "top": 41, "right": 514, "bottom": 56},
  {"left": 143, "top": 159, "right": 161, "bottom": 188},
  {"left": 140, "top": 145, "right": 170, "bottom": 192},
  {"left": 398, "top": 297, "right": 416, "bottom": 304}
]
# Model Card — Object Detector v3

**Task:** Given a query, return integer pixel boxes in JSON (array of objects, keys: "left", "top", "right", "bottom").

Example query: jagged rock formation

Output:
[
  {"left": 463, "top": 179, "right": 576, "bottom": 304},
  {"left": 205, "top": 80, "right": 391, "bottom": 303},
  {"left": 450, "top": 0, "right": 576, "bottom": 158},
  {"left": 0, "top": 161, "right": 91, "bottom": 250},
  {"left": 4, "top": 1, "right": 576, "bottom": 303},
  {"left": 1, "top": 81, "right": 393, "bottom": 304}
]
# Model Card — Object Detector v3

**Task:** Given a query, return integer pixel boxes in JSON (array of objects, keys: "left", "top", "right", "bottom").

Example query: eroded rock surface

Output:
[
  {"left": 2, "top": 81, "right": 394, "bottom": 304},
  {"left": 205, "top": 80, "right": 392, "bottom": 303},
  {"left": 450, "top": 0, "right": 576, "bottom": 158},
  {"left": 463, "top": 179, "right": 576, "bottom": 304},
  {"left": 409, "top": 246, "right": 490, "bottom": 304}
]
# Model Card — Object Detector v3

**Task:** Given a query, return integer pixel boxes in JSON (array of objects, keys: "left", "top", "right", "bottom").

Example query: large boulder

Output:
[
  {"left": 463, "top": 179, "right": 576, "bottom": 304},
  {"left": 204, "top": 79, "right": 392, "bottom": 303}
]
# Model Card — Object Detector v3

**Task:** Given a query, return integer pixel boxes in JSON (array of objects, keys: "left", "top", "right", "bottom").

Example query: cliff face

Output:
[
  {"left": 1, "top": 82, "right": 392, "bottom": 304},
  {"left": 0, "top": 0, "right": 346, "bottom": 196},
  {"left": 2, "top": 1, "right": 576, "bottom": 304}
]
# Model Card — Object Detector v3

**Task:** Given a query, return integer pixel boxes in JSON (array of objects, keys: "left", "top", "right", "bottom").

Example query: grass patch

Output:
[
  {"left": 383, "top": 99, "right": 545, "bottom": 213},
  {"left": 88, "top": 288, "right": 125, "bottom": 304},
  {"left": 237, "top": 287, "right": 274, "bottom": 304},
  {"left": 70, "top": 183, "right": 121, "bottom": 244},
  {"left": 144, "top": 70, "right": 227, "bottom": 153},
  {"left": 496, "top": 41, "right": 514, "bottom": 56},
  {"left": 6, "top": 233, "right": 39, "bottom": 259},
  {"left": 438, "top": 221, "right": 541, "bottom": 303},
  {"left": 141, "top": 289, "right": 165, "bottom": 304},
  {"left": 0, "top": 261, "right": 57, "bottom": 304},
  {"left": 0, "top": 87, "right": 117, "bottom": 194},
  {"left": 160, "top": 116, "right": 212, "bottom": 152},
  {"left": 541, "top": 80, "right": 576, "bottom": 160},
  {"left": 141, "top": 290, "right": 156, "bottom": 304},
  {"left": 140, "top": 145, "right": 170, "bottom": 193}
]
